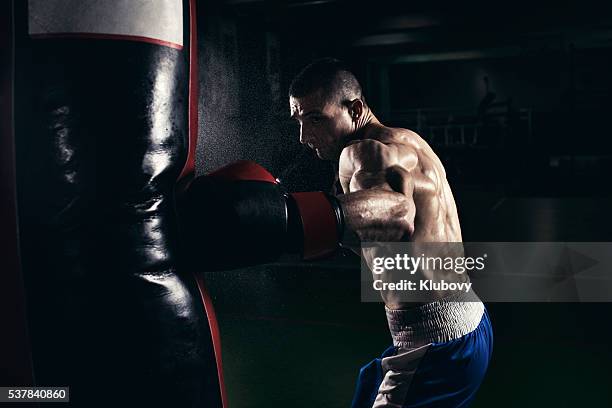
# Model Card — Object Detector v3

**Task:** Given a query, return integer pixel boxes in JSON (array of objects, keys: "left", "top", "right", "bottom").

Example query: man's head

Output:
[{"left": 289, "top": 58, "right": 366, "bottom": 160}]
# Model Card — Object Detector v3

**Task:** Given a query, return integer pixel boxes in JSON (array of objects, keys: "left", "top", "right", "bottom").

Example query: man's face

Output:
[{"left": 290, "top": 89, "right": 354, "bottom": 160}]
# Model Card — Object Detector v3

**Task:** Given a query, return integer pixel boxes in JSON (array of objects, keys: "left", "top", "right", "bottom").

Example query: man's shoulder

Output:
[
  {"left": 346, "top": 125, "right": 420, "bottom": 147},
  {"left": 344, "top": 126, "right": 420, "bottom": 158},
  {"left": 340, "top": 141, "right": 418, "bottom": 175},
  {"left": 376, "top": 126, "right": 425, "bottom": 148},
  {"left": 341, "top": 138, "right": 393, "bottom": 164}
]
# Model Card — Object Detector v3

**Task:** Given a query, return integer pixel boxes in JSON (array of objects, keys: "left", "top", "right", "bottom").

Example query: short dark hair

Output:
[{"left": 289, "top": 58, "right": 364, "bottom": 105}]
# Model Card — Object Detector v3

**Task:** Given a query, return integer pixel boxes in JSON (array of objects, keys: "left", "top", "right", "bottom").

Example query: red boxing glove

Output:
[{"left": 178, "top": 161, "right": 344, "bottom": 270}]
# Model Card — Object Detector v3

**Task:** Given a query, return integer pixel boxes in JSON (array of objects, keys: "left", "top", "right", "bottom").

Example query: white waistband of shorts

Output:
[{"left": 386, "top": 289, "right": 484, "bottom": 348}]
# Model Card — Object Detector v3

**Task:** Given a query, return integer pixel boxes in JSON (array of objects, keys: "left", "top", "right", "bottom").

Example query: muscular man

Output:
[{"left": 289, "top": 58, "right": 493, "bottom": 408}]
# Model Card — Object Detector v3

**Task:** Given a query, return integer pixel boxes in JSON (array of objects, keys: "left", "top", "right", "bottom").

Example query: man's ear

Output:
[{"left": 348, "top": 99, "right": 364, "bottom": 121}]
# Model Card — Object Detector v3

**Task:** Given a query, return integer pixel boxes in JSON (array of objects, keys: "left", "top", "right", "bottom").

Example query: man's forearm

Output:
[{"left": 337, "top": 189, "right": 415, "bottom": 242}]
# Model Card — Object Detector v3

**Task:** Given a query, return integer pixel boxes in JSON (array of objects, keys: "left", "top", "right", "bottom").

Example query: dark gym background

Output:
[{"left": 195, "top": 1, "right": 612, "bottom": 406}]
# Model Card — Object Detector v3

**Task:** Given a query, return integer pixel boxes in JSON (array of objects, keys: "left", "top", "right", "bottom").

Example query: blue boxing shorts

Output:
[{"left": 351, "top": 289, "right": 493, "bottom": 408}]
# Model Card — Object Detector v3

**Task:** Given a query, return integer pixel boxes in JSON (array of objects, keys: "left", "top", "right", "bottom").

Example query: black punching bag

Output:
[{"left": 14, "top": 1, "right": 224, "bottom": 406}]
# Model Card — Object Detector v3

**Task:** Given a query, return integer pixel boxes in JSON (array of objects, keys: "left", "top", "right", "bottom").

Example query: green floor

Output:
[{"left": 208, "top": 270, "right": 612, "bottom": 407}]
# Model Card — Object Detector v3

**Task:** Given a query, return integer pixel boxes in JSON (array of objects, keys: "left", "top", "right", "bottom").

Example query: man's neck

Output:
[
  {"left": 335, "top": 108, "right": 383, "bottom": 162},
  {"left": 351, "top": 107, "right": 382, "bottom": 141}
]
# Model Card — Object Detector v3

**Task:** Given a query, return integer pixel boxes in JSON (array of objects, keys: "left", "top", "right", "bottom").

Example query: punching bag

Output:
[{"left": 13, "top": 1, "right": 225, "bottom": 406}]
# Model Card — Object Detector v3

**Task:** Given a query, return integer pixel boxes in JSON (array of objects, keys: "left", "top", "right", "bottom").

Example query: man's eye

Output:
[{"left": 310, "top": 117, "right": 321, "bottom": 124}]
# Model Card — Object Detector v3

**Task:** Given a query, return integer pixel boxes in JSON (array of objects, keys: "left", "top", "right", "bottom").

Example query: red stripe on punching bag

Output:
[
  {"left": 177, "top": 0, "right": 199, "bottom": 186},
  {"left": 195, "top": 273, "right": 228, "bottom": 408},
  {"left": 29, "top": 32, "right": 183, "bottom": 50},
  {"left": 183, "top": 1, "right": 229, "bottom": 406}
]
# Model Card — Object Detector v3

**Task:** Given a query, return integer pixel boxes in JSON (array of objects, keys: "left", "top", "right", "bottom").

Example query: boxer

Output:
[{"left": 289, "top": 58, "right": 493, "bottom": 408}]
